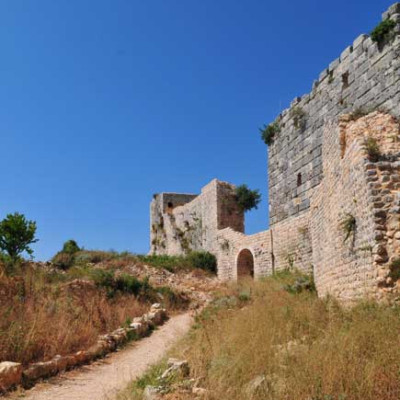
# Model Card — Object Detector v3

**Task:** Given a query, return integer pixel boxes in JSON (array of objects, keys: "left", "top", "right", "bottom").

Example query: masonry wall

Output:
[
  {"left": 216, "top": 228, "right": 272, "bottom": 280},
  {"left": 268, "top": 3, "right": 400, "bottom": 226},
  {"left": 150, "top": 180, "right": 244, "bottom": 255},
  {"left": 311, "top": 112, "right": 400, "bottom": 302},
  {"left": 216, "top": 212, "right": 312, "bottom": 281}
]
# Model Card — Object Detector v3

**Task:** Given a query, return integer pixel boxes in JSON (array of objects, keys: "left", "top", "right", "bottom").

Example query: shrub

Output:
[
  {"left": 137, "top": 252, "right": 218, "bottom": 274},
  {"left": 348, "top": 107, "right": 369, "bottom": 121},
  {"left": 52, "top": 252, "right": 75, "bottom": 270},
  {"left": 0, "top": 213, "right": 38, "bottom": 270},
  {"left": 136, "top": 254, "right": 188, "bottom": 273},
  {"left": 62, "top": 239, "right": 81, "bottom": 254},
  {"left": 115, "top": 274, "right": 142, "bottom": 296},
  {"left": 283, "top": 273, "right": 316, "bottom": 294},
  {"left": 74, "top": 250, "right": 117, "bottom": 264},
  {"left": 389, "top": 258, "right": 400, "bottom": 282},
  {"left": 365, "top": 136, "right": 381, "bottom": 162},
  {"left": 235, "top": 184, "right": 261, "bottom": 212},
  {"left": 371, "top": 19, "right": 396, "bottom": 45},
  {"left": 51, "top": 240, "right": 82, "bottom": 270},
  {"left": 260, "top": 122, "right": 280, "bottom": 145},
  {"left": 340, "top": 213, "right": 356, "bottom": 243},
  {"left": 90, "top": 269, "right": 117, "bottom": 297},
  {"left": 186, "top": 251, "right": 217, "bottom": 274},
  {"left": 290, "top": 106, "right": 307, "bottom": 131}
]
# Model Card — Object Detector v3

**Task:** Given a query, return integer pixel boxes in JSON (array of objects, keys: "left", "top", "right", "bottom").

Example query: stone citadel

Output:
[{"left": 151, "top": 3, "right": 400, "bottom": 302}]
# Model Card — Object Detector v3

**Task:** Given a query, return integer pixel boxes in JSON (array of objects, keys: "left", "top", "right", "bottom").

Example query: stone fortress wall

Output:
[
  {"left": 150, "top": 3, "right": 400, "bottom": 302},
  {"left": 269, "top": 3, "right": 400, "bottom": 226}
]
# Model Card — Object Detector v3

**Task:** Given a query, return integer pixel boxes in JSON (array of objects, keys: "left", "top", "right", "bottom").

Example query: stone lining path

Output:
[{"left": 17, "top": 313, "right": 192, "bottom": 400}]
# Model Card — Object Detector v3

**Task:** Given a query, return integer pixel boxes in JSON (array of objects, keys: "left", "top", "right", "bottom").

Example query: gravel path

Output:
[{"left": 19, "top": 313, "right": 193, "bottom": 400}]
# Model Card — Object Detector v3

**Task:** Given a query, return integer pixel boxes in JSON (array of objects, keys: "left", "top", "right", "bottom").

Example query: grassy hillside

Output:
[
  {"left": 0, "top": 251, "right": 194, "bottom": 366},
  {"left": 121, "top": 271, "right": 400, "bottom": 400}
]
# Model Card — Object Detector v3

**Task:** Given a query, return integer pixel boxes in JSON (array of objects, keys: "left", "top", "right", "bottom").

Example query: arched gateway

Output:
[{"left": 236, "top": 248, "right": 254, "bottom": 278}]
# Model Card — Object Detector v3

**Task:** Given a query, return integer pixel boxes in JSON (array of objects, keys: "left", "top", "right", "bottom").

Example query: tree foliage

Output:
[
  {"left": 235, "top": 184, "right": 261, "bottom": 212},
  {"left": 0, "top": 212, "right": 38, "bottom": 262},
  {"left": 62, "top": 239, "right": 81, "bottom": 254}
]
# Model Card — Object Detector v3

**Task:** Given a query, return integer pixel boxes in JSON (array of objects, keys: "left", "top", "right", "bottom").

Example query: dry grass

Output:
[
  {"left": 125, "top": 273, "right": 400, "bottom": 400},
  {"left": 0, "top": 265, "right": 165, "bottom": 365}
]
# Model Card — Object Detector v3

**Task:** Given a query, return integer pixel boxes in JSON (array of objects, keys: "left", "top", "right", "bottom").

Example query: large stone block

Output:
[{"left": 0, "top": 362, "right": 22, "bottom": 392}]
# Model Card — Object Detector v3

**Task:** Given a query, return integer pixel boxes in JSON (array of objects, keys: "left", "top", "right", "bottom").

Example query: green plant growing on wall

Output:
[
  {"left": 260, "top": 122, "right": 280, "bottom": 145},
  {"left": 286, "top": 253, "right": 295, "bottom": 269},
  {"left": 389, "top": 258, "right": 400, "bottom": 282},
  {"left": 290, "top": 107, "right": 307, "bottom": 131},
  {"left": 364, "top": 136, "right": 381, "bottom": 162},
  {"left": 371, "top": 19, "right": 396, "bottom": 46},
  {"left": 328, "top": 71, "right": 335, "bottom": 84},
  {"left": 348, "top": 107, "right": 371, "bottom": 121},
  {"left": 297, "top": 226, "right": 309, "bottom": 237},
  {"left": 340, "top": 213, "right": 356, "bottom": 243},
  {"left": 220, "top": 239, "right": 230, "bottom": 251},
  {"left": 235, "top": 185, "right": 261, "bottom": 212}
]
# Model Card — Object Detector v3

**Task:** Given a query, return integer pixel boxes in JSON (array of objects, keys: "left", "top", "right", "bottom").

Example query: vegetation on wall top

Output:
[
  {"left": 260, "top": 122, "right": 280, "bottom": 145},
  {"left": 235, "top": 184, "right": 261, "bottom": 212},
  {"left": 371, "top": 18, "right": 396, "bottom": 45}
]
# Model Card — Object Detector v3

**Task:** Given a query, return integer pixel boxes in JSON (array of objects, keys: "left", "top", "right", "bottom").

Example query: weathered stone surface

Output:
[
  {"left": 0, "top": 362, "right": 22, "bottom": 391},
  {"left": 160, "top": 358, "right": 190, "bottom": 380},
  {"left": 23, "top": 360, "right": 58, "bottom": 382},
  {"left": 129, "top": 321, "right": 149, "bottom": 337},
  {"left": 150, "top": 180, "right": 244, "bottom": 258},
  {"left": 143, "top": 385, "right": 162, "bottom": 400}
]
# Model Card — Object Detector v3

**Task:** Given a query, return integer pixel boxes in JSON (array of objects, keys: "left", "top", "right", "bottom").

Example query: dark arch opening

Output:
[{"left": 237, "top": 249, "right": 254, "bottom": 278}]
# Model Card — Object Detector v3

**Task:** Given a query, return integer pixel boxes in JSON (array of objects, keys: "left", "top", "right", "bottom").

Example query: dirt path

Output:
[{"left": 19, "top": 313, "right": 193, "bottom": 400}]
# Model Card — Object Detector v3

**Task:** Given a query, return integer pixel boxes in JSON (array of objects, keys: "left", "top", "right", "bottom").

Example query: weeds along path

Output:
[{"left": 19, "top": 312, "right": 193, "bottom": 400}]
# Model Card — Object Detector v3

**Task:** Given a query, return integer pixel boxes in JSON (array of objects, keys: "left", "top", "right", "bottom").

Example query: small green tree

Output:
[
  {"left": 235, "top": 185, "right": 261, "bottom": 212},
  {"left": 62, "top": 239, "right": 81, "bottom": 254},
  {"left": 0, "top": 213, "right": 38, "bottom": 264}
]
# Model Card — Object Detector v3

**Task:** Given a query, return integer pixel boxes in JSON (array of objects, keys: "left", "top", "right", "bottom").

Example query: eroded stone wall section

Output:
[
  {"left": 311, "top": 112, "right": 400, "bottom": 302},
  {"left": 150, "top": 180, "right": 244, "bottom": 256}
]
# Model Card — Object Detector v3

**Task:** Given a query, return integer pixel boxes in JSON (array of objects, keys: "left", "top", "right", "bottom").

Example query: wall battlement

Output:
[{"left": 269, "top": 3, "right": 400, "bottom": 225}]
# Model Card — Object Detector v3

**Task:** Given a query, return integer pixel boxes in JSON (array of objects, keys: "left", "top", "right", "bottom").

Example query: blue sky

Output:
[{"left": 0, "top": 0, "right": 394, "bottom": 260}]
